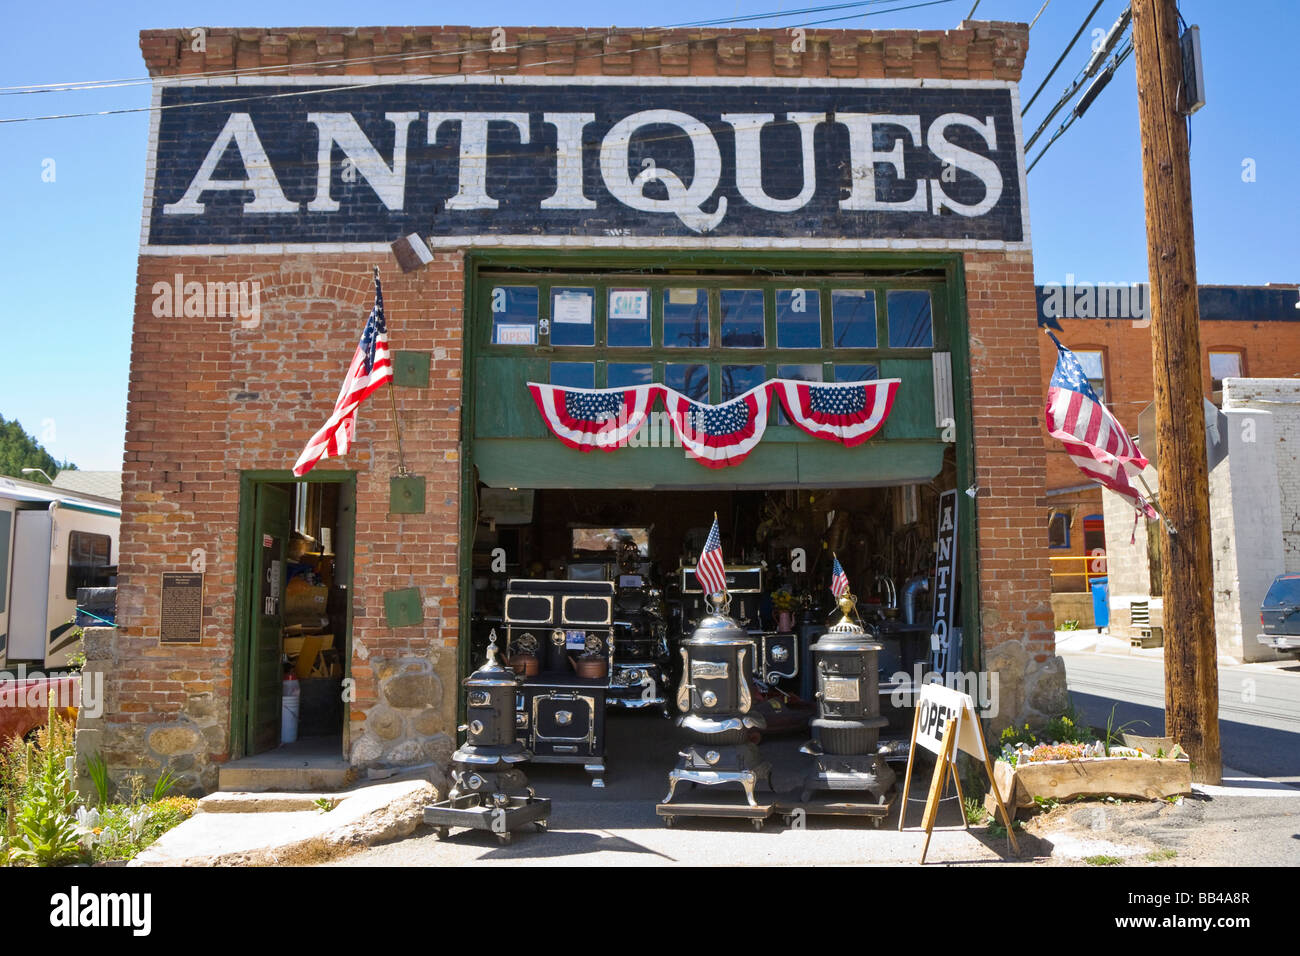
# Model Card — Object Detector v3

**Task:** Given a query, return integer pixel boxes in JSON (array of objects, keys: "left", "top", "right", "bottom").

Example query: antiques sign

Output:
[
  {"left": 160, "top": 572, "right": 203, "bottom": 644},
  {"left": 929, "top": 489, "right": 959, "bottom": 674},
  {"left": 143, "top": 78, "right": 1027, "bottom": 250}
]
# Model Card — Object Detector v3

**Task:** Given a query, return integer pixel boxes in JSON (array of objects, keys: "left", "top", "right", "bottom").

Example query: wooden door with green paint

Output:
[{"left": 248, "top": 484, "right": 290, "bottom": 754}]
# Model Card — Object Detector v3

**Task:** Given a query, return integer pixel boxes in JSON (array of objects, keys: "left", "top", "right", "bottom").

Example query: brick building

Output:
[
  {"left": 83, "top": 20, "right": 1067, "bottom": 795},
  {"left": 1037, "top": 284, "right": 1300, "bottom": 627}
]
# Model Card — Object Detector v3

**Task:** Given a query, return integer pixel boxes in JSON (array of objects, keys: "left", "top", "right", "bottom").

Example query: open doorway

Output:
[{"left": 233, "top": 473, "right": 355, "bottom": 760}]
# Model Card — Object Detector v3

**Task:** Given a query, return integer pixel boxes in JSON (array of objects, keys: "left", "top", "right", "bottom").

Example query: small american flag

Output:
[
  {"left": 830, "top": 554, "right": 850, "bottom": 597},
  {"left": 293, "top": 274, "right": 393, "bottom": 477},
  {"left": 696, "top": 515, "right": 728, "bottom": 597},
  {"left": 1045, "top": 332, "right": 1156, "bottom": 519}
]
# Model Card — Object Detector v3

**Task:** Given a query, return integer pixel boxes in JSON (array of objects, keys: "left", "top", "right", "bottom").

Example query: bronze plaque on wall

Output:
[{"left": 160, "top": 572, "right": 204, "bottom": 644}]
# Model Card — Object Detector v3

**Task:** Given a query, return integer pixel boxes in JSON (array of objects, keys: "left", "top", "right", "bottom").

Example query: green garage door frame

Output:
[{"left": 456, "top": 249, "right": 981, "bottom": 723}]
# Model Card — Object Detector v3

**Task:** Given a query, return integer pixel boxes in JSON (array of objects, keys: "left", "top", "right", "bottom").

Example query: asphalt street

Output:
[{"left": 1058, "top": 644, "right": 1300, "bottom": 786}]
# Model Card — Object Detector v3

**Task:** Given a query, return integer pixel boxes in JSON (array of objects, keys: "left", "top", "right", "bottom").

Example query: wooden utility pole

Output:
[{"left": 1131, "top": 0, "right": 1221, "bottom": 783}]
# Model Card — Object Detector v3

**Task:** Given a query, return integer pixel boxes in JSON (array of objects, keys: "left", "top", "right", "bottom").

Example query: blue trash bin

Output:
[{"left": 1089, "top": 577, "right": 1110, "bottom": 629}]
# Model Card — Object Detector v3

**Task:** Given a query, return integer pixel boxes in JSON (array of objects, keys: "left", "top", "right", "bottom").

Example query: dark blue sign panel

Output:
[{"left": 144, "top": 79, "right": 1027, "bottom": 248}]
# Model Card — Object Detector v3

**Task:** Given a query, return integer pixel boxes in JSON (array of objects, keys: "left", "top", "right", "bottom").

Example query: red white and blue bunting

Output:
[
  {"left": 526, "top": 377, "right": 902, "bottom": 467},
  {"left": 771, "top": 377, "right": 900, "bottom": 447},
  {"left": 660, "top": 383, "right": 772, "bottom": 469},
  {"left": 526, "top": 382, "right": 662, "bottom": 452}
]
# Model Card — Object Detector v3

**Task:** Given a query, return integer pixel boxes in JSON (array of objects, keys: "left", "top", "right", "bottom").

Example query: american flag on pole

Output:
[
  {"left": 696, "top": 515, "right": 728, "bottom": 597},
  {"left": 1045, "top": 332, "right": 1157, "bottom": 519},
  {"left": 830, "top": 554, "right": 850, "bottom": 597},
  {"left": 293, "top": 274, "right": 393, "bottom": 477}
]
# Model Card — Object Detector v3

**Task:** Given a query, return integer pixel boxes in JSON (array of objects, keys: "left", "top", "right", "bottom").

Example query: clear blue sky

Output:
[{"left": 0, "top": 1, "right": 1295, "bottom": 471}]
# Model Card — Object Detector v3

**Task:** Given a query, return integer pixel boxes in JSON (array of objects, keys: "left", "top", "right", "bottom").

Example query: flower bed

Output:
[{"left": 989, "top": 750, "right": 1191, "bottom": 815}]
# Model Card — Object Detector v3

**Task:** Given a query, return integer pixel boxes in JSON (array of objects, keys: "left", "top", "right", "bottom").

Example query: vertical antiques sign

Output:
[
  {"left": 929, "top": 489, "right": 959, "bottom": 674},
  {"left": 142, "top": 77, "right": 1028, "bottom": 251}
]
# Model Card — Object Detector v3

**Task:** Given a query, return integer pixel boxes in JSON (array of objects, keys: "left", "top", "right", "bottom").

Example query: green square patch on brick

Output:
[
  {"left": 393, "top": 350, "right": 430, "bottom": 388},
  {"left": 383, "top": 587, "right": 423, "bottom": 628},
  {"left": 389, "top": 475, "right": 426, "bottom": 514}
]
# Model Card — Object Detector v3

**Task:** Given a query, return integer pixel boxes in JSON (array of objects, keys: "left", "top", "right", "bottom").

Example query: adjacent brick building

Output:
[
  {"left": 1037, "top": 284, "right": 1300, "bottom": 627},
  {"left": 83, "top": 20, "right": 1068, "bottom": 795}
]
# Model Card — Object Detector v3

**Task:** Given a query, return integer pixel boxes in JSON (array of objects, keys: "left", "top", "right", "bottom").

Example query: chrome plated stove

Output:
[{"left": 657, "top": 595, "right": 774, "bottom": 829}]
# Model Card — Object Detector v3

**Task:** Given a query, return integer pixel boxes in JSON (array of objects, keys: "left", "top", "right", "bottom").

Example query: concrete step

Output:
[
  {"left": 218, "top": 761, "right": 351, "bottom": 793},
  {"left": 200, "top": 791, "right": 339, "bottom": 813}
]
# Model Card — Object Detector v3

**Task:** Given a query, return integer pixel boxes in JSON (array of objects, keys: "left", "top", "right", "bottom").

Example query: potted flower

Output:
[{"left": 771, "top": 588, "right": 796, "bottom": 632}]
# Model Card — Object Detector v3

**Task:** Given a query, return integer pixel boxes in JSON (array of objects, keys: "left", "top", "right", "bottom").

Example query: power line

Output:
[
  {"left": 1021, "top": 0, "right": 1105, "bottom": 115},
  {"left": 1028, "top": 0, "right": 1052, "bottom": 31},
  {"left": 1024, "top": 4, "right": 1131, "bottom": 151},
  {"left": 0, "top": 1, "right": 936, "bottom": 98},
  {"left": 1026, "top": 36, "right": 1133, "bottom": 173}
]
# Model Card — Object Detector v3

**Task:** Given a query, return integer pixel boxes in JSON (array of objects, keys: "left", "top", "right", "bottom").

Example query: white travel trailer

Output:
[{"left": 0, "top": 476, "right": 120, "bottom": 670}]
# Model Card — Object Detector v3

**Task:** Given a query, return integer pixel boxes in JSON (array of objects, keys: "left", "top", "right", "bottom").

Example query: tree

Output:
[{"left": 0, "top": 416, "right": 76, "bottom": 480}]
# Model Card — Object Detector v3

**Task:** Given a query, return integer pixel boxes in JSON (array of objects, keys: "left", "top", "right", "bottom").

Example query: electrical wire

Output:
[
  {"left": 1024, "top": 3, "right": 1131, "bottom": 151},
  {"left": 0, "top": 0, "right": 958, "bottom": 124},
  {"left": 1026, "top": 36, "right": 1133, "bottom": 173},
  {"left": 0, "top": 0, "right": 942, "bottom": 97},
  {"left": 1028, "top": 0, "right": 1052, "bottom": 31},
  {"left": 0, "top": 2, "right": 959, "bottom": 127},
  {"left": 1021, "top": 0, "right": 1104, "bottom": 115}
]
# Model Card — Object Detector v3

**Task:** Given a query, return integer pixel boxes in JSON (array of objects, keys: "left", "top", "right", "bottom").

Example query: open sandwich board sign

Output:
[{"left": 898, "top": 682, "right": 1018, "bottom": 864}]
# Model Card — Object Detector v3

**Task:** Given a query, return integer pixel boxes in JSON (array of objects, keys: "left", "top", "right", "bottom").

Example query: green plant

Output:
[
  {"left": 1061, "top": 619, "right": 1081, "bottom": 631},
  {"left": 1103, "top": 704, "right": 1148, "bottom": 757},
  {"left": 313, "top": 797, "right": 336, "bottom": 813},
  {"left": 987, "top": 816, "right": 1023, "bottom": 839},
  {"left": 1146, "top": 848, "right": 1177, "bottom": 862},
  {"left": 65, "top": 626, "right": 86, "bottom": 671},
  {"left": 89, "top": 797, "right": 197, "bottom": 863},
  {"left": 1044, "top": 705, "right": 1095, "bottom": 745},
  {"left": 1084, "top": 855, "right": 1123, "bottom": 866},
  {"left": 963, "top": 797, "right": 988, "bottom": 825},
  {"left": 151, "top": 768, "right": 179, "bottom": 803},
  {"left": 1033, "top": 795, "right": 1060, "bottom": 811},
  {"left": 85, "top": 753, "right": 110, "bottom": 807},
  {"left": 121, "top": 772, "right": 146, "bottom": 807},
  {"left": 8, "top": 752, "right": 83, "bottom": 866}
]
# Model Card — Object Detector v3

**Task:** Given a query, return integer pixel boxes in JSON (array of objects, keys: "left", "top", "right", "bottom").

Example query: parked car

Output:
[{"left": 1258, "top": 573, "right": 1300, "bottom": 655}]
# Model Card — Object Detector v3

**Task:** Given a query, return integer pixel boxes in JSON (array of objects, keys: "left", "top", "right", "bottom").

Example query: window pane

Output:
[
  {"left": 776, "top": 289, "right": 820, "bottom": 348},
  {"left": 886, "top": 290, "right": 933, "bottom": 348},
  {"left": 663, "top": 288, "right": 709, "bottom": 348},
  {"left": 721, "top": 364, "right": 765, "bottom": 402},
  {"left": 834, "top": 364, "right": 879, "bottom": 383},
  {"left": 665, "top": 363, "right": 709, "bottom": 402},
  {"left": 550, "top": 362, "right": 594, "bottom": 389},
  {"left": 831, "top": 290, "right": 877, "bottom": 348},
  {"left": 720, "top": 289, "right": 765, "bottom": 348},
  {"left": 1209, "top": 351, "right": 1242, "bottom": 384},
  {"left": 608, "top": 363, "right": 653, "bottom": 388},
  {"left": 1075, "top": 350, "right": 1106, "bottom": 401},
  {"left": 776, "top": 364, "right": 823, "bottom": 425},
  {"left": 66, "top": 531, "right": 111, "bottom": 599},
  {"left": 490, "top": 286, "right": 538, "bottom": 345},
  {"left": 1048, "top": 513, "right": 1069, "bottom": 549},
  {"left": 550, "top": 287, "right": 595, "bottom": 347},
  {"left": 1075, "top": 351, "right": 1105, "bottom": 380},
  {"left": 607, "top": 288, "right": 651, "bottom": 348}
]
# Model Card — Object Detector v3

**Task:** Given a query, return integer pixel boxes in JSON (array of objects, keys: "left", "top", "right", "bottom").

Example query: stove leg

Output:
[
  {"left": 662, "top": 775, "right": 681, "bottom": 805},
  {"left": 585, "top": 762, "right": 605, "bottom": 788},
  {"left": 741, "top": 775, "right": 758, "bottom": 807}
]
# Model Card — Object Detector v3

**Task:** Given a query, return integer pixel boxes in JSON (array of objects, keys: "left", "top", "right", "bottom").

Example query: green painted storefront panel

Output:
[
  {"left": 475, "top": 357, "right": 548, "bottom": 439},
  {"left": 881, "top": 358, "right": 936, "bottom": 440},
  {"left": 475, "top": 438, "right": 942, "bottom": 489}
]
